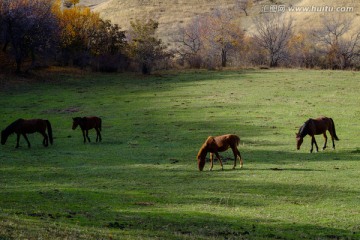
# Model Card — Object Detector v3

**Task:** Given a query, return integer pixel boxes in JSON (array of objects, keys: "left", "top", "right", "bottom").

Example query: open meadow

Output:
[{"left": 1, "top": 69, "right": 360, "bottom": 239}]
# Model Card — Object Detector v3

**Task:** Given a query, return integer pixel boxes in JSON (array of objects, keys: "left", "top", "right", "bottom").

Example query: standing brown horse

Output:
[
  {"left": 197, "top": 134, "right": 243, "bottom": 171},
  {"left": 72, "top": 116, "right": 102, "bottom": 143},
  {"left": 296, "top": 116, "right": 339, "bottom": 153},
  {"left": 1, "top": 118, "right": 53, "bottom": 148}
]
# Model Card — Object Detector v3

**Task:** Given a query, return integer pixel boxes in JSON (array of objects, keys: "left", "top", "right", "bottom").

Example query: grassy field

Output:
[{"left": 1, "top": 69, "right": 360, "bottom": 239}]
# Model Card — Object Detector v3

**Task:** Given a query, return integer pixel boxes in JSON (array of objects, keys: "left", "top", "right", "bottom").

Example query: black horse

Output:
[
  {"left": 72, "top": 116, "right": 102, "bottom": 143},
  {"left": 296, "top": 116, "right": 339, "bottom": 153},
  {"left": 1, "top": 118, "right": 53, "bottom": 148}
]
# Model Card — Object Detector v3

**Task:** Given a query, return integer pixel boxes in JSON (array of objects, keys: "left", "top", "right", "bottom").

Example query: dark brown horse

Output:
[
  {"left": 72, "top": 116, "right": 102, "bottom": 143},
  {"left": 1, "top": 118, "right": 53, "bottom": 148},
  {"left": 197, "top": 134, "right": 243, "bottom": 171},
  {"left": 296, "top": 116, "right": 339, "bottom": 153}
]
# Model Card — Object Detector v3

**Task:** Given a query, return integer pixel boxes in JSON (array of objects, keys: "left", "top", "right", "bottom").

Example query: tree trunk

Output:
[
  {"left": 221, "top": 48, "right": 227, "bottom": 67},
  {"left": 141, "top": 62, "right": 150, "bottom": 74},
  {"left": 15, "top": 49, "right": 22, "bottom": 73}
]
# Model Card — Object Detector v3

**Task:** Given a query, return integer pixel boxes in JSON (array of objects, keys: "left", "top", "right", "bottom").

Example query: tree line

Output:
[
  {"left": 175, "top": 2, "right": 360, "bottom": 70},
  {"left": 1, "top": 0, "right": 360, "bottom": 74},
  {"left": 0, "top": 0, "right": 167, "bottom": 74}
]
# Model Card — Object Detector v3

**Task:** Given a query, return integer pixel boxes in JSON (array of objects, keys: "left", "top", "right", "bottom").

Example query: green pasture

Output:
[{"left": 0, "top": 69, "right": 360, "bottom": 239}]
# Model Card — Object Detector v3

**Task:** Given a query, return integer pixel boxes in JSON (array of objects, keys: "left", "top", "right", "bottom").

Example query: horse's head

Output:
[
  {"left": 72, "top": 118, "right": 79, "bottom": 130},
  {"left": 197, "top": 144, "right": 208, "bottom": 171},
  {"left": 197, "top": 155, "right": 206, "bottom": 171},
  {"left": 295, "top": 133, "right": 303, "bottom": 150},
  {"left": 1, "top": 130, "right": 8, "bottom": 145}
]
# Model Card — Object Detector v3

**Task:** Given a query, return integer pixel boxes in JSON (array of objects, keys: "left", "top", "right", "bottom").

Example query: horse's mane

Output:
[
  {"left": 197, "top": 143, "right": 208, "bottom": 159},
  {"left": 73, "top": 117, "right": 85, "bottom": 125},
  {"left": 298, "top": 119, "right": 311, "bottom": 138},
  {"left": 197, "top": 136, "right": 215, "bottom": 159},
  {"left": 3, "top": 118, "right": 23, "bottom": 135}
]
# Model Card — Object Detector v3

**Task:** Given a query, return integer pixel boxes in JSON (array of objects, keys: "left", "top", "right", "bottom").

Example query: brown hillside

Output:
[{"left": 80, "top": 0, "right": 360, "bottom": 43}]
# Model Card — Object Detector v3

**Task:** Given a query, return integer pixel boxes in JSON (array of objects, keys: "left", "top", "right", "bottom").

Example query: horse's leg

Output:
[
  {"left": 98, "top": 128, "right": 102, "bottom": 142},
  {"left": 231, "top": 147, "right": 242, "bottom": 169},
  {"left": 86, "top": 130, "right": 91, "bottom": 142},
  {"left": 311, "top": 136, "right": 319, "bottom": 153},
  {"left": 41, "top": 132, "right": 49, "bottom": 147},
  {"left": 236, "top": 148, "right": 243, "bottom": 169},
  {"left": 82, "top": 130, "right": 86, "bottom": 143},
  {"left": 15, "top": 134, "right": 21, "bottom": 148},
  {"left": 214, "top": 152, "right": 224, "bottom": 171},
  {"left": 22, "top": 134, "right": 31, "bottom": 148},
  {"left": 329, "top": 131, "right": 336, "bottom": 149},
  {"left": 310, "top": 136, "right": 314, "bottom": 153},
  {"left": 209, "top": 152, "right": 214, "bottom": 171},
  {"left": 322, "top": 133, "right": 327, "bottom": 150},
  {"left": 95, "top": 128, "right": 102, "bottom": 142}
]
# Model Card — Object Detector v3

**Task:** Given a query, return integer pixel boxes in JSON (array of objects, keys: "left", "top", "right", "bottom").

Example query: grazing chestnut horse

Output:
[
  {"left": 1, "top": 118, "right": 53, "bottom": 148},
  {"left": 296, "top": 116, "right": 339, "bottom": 153},
  {"left": 197, "top": 134, "right": 243, "bottom": 171},
  {"left": 72, "top": 116, "right": 102, "bottom": 143}
]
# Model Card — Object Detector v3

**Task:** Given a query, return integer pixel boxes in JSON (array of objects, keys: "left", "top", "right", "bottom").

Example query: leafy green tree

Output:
[
  {"left": 0, "top": 0, "right": 59, "bottom": 72},
  {"left": 92, "top": 19, "right": 127, "bottom": 55},
  {"left": 127, "top": 19, "right": 169, "bottom": 74}
]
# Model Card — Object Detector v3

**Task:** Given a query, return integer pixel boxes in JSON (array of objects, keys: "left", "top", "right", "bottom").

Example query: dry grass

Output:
[
  {"left": 284, "top": 0, "right": 360, "bottom": 34},
  {"left": 79, "top": 0, "right": 360, "bottom": 43},
  {"left": 93, "top": 0, "right": 237, "bottom": 42}
]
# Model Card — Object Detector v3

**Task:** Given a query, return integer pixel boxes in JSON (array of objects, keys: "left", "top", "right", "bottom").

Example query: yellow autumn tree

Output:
[
  {"left": 53, "top": 0, "right": 127, "bottom": 69},
  {"left": 53, "top": 0, "right": 100, "bottom": 51},
  {"left": 288, "top": 31, "right": 322, "bottom": 68},
  {"left": 201, "top": 8, "right": 243, "bottom": 68}
]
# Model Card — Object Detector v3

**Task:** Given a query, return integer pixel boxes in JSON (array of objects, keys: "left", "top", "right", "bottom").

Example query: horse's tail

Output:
[
  {"left": 330, "top": 118, "right": 339, "bottom": 141},
  {"left": 46, "top": 120, "right": 53, "bottom": 145},
  {"left": 234, "top": 134, "right": 240, "bottom": 146},
  {"left": 99, "top": 118, "right": 102, "bottom": 131}
]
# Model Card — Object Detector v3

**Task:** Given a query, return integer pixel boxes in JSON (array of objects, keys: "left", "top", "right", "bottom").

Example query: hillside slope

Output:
[
  {"left": 79, "top": 0, "right": 109, "bottom": 8},
  {"left": 82, "top": 0, "right": 359, "bottom": 43}
]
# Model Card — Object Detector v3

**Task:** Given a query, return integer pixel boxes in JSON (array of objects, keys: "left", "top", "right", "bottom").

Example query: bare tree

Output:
[
  {"left": 235, "top": 0, "right": 253, "bottom": 16},
  {"left": 313, "top": 15, "right": 360, "bottom": 69},
  {"left": 206, "top": 8, "right": 244, "bottom": 68},
  {"left": 253, "top": 13, "right": 294, "bottom": 67},
  {"left": 173, "top": 16, "right": 203, "bottom": 68},
  {"left": 174, "top": 8, "right": 243, "bottom": 69}
]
